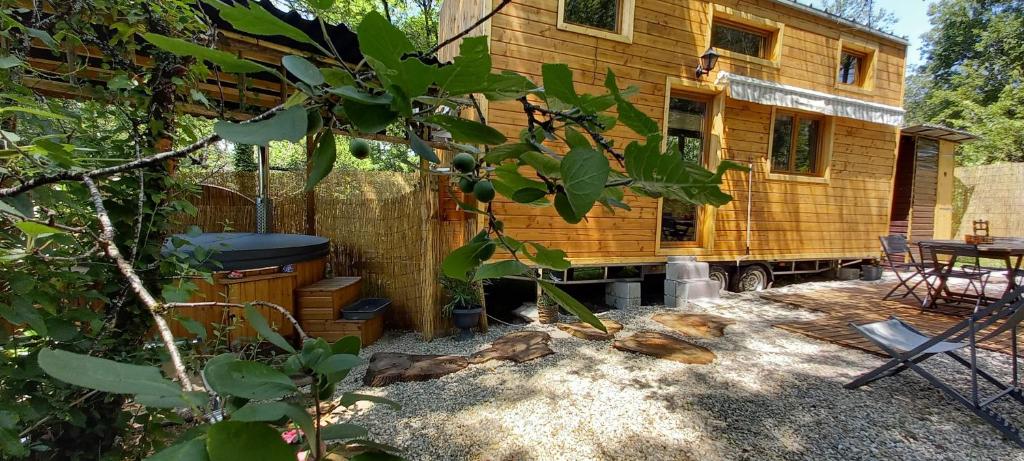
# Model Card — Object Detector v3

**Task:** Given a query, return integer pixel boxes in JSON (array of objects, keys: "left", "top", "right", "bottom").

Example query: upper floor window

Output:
[
  {"left": 707, "top": 5, "right": 785, "bottom": 68},
  {"left": 838, "top": 50, "right": 865, "bottom": 85},
  {"left": 771, "top": 111, "right": 823, "bottom": 175},
  {"left": 557, "top": 0, "right": 635, "bottom": 43},
  {"left": 711, "top": 21, "right": 768, "bottom": 59},
  {"left": 564, "top": 0, "right": 619, "bottom": 32}
]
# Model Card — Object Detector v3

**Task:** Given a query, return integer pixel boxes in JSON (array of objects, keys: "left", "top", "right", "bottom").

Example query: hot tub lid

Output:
[{"left": 165, "top": 232, "right": 329, "bottom": 270}]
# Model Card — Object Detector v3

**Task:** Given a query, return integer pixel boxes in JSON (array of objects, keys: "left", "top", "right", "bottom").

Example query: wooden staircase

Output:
[{"left": 295, "top": 277, "right": 384, "bottom": 345}]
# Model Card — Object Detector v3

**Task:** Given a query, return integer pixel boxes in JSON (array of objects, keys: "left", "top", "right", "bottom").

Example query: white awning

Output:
[{"left": 715, "top": 72, "right": 905, "bottom": 126}]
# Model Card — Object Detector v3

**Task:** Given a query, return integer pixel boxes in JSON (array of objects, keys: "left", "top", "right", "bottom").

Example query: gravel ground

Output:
[{"left": 333, "top": 278, "right": 1024, "bottom": 460}]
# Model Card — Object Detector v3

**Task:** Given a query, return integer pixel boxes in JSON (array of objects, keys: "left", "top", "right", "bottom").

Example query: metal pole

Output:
[{"left": 255, "top": 145, "right": 272, "bottom": 234}]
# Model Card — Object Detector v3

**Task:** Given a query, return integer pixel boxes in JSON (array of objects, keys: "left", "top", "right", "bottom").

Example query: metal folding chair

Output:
[
  {"left": 920, "top": 242, "right": 992, "bottom": 309},
  {"left": 879, "top": 235, "right": 931, "bottom": 304},
  {"left": 846, "top": 285, "right": 1024, "bottom": 447}
]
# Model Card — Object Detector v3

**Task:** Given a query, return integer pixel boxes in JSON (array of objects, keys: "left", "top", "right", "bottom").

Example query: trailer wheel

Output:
[
  {"left": 708, "top": 265, "right": 730, "bottom": 293},
  {"left": 731, "top": 265, "right": 769, "bottom": 292}
]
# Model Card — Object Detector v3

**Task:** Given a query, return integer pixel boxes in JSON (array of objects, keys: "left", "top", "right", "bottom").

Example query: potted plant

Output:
[{"left": 441, "top": 275, "right": 483, "bottom": 340}]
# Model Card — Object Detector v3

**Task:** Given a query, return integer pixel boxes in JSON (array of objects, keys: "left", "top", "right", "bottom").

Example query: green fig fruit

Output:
[
  {"left": 457, "top": 177, "right": 477, "bottom": 193},
  {"left": 473, "top": 179, "right": 495, "bottom": 203},
  {"left": 452, "top": 152, "right": 476, "bottom": 173},
  {"left": 349, "top": 138, "right": 371, "bottom": 159}
]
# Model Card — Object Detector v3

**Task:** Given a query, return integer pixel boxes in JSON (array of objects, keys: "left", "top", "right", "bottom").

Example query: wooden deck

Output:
[{"left": 765, "top": 281, "right": 1022, "bottom": 356}]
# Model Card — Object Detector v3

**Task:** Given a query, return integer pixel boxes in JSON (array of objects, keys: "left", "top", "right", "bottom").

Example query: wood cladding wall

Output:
[{"left": 440, "top": 0, "right": 905, "bottom": 263}]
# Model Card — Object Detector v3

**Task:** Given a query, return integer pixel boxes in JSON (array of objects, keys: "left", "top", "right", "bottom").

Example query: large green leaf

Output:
[
  {"left": 146, "top": 436, "right": 208, "bottom": 461},
  {"left": 329, "top": 86, "right": 393, "bottom": 106},
  {"left": 341, "top": 100, "right": 398, "bottom": 133},
  {"left": 408, "top": 128, "right": 440, "bottom": 163},
  {"left": 539, "top": 281, "right": 606, "bottom": 332},
  {"left": 560, "top": 146, "right": 610, "bottom": 221},
  {"left": 479, "top": 71, "right": 537, "bottom": 101},
  {"left": 231, "top": 402, "right": 314, "bottom": 447},
  {"left": 282, "top": 55, "right": 325, "bottom": 87},
  {"left": 203, "top": 355, "right": 296, "bottom": 400},
  {"left": 331, "top": 336, "right": 361, "bottom": 355},
  {"left": 143, "top": 33, "right": 272, "bottom": 74},
  {"left": 473, "top": 260, "right": 528, "bottom": 281},
  {"left": 357, "top": 12, "right": 436, "bottom": 101},
  {"left": 320, "top": 423, "right": 368, "bottom": 441},
  {"left": 492, "top": 163, "right": 548, "bottom": 206},
  {"left": 1, "top": 298, "right": 47, "bottom": 335},
  {"left": 426, "top": 115, "right": 506, "bottom": 145},
  {"left": 441, "top": 241, "right": 492, "bottom": 281},
  {"left": 214, "top": 106, "right": 307, "bottom": 145},
  {"left": 604, "top": 69, "right": 659, "bottom": 137},
  {"left": 482, "top": 142, "right": 537, "bottom": 163},
  {"left": 520, "top": 151, "right": 561, "bottom": 179},
  {"left": 304, "top": 131, "right": 337, "bottom": 192},
  {"left": 206, "top": 421, "right": 293, "bottom": 461},
  {"left": 204, "top": 0, "right": 321, "bottom": 50},
  {"left": 434, "top": 36, "right": 492, "bottom": 95},
  {"left": 523, "top": 242, "right": 570, "bottom": 271},
  {"left": 313, "top": 353, "right": 363, "bottom": 376},
  {"left": 38, "top": 348, "right": 181, "bottom": 396},
  {"left": 243, "top": 305, "right": 296, "bottom": 353},
  {"left": 624, "top": 136, "right": 745, "bottom": 206},
  {"left": 542, "top": 63, "right": 579, "bottom": 106},
  {"left": 14, "top": 221, "right": 64, "bottom": 237}
]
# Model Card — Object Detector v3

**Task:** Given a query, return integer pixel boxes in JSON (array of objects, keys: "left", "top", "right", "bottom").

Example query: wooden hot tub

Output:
[{"left": 165, "top": 233, "right": 329, "bottom": 340}]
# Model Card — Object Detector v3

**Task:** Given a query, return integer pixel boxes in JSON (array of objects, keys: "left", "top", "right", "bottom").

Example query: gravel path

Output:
[{"left": 333, "top": 279, "right": 1024, "bottom": 460}]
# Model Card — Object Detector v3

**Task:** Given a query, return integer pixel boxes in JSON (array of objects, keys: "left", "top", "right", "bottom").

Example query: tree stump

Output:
[
  {"left": 362, "top": 353, "right": 469, "bottom": 387},
  {"left": 613, "top": 331, "right": 716, "bottom": 364},
  {"left": 652, "top": 312, "right": 734, "bottom": 339},
  {"left": 469, "top": 331, "right": 554, "bottom": 364},
  {"left": 556, "top": 319, "right": 623, "bottom": 341}
]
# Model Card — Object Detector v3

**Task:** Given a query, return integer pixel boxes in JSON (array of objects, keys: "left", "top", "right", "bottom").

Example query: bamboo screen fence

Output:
[
  {"left": 174, "top": 169, "right": 475, "bottom": 340},
  {"left": 953, "top": 162, "right": 1024, "bottom": 239}
]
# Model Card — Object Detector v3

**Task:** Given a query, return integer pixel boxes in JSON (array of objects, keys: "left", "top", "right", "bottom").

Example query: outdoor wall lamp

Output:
[{"left": 695, "top": 47, "right": 720, "bottom": 79}]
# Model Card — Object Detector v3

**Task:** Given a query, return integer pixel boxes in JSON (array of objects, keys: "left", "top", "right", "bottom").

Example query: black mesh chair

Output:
[
  {"left": 920, "top": 242, "right": 992, "bottom": 309},
  {"left": 879, "top": 235, "right": 931, "bottom": 304}
]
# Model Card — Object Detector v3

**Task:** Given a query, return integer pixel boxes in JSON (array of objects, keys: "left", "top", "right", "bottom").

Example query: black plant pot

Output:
[{"left": 452, "top": 305, "right": 482, "bottom": 341}]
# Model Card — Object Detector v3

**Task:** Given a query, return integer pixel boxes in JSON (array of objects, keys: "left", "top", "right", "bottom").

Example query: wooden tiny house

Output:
[{"left": 439, "top": 0, "right": 916, "bottom": 289}]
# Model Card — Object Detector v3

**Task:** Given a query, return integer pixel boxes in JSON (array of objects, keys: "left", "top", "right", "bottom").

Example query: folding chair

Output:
[
  {"left": 920, "top": 242, "right": 992, "bottom": 309},
  {"left": 845, "top": 285, "right": 1024, "bottom": 447},
  {"left": 879, "top": 235, "right": 931, "bottom": 304}
]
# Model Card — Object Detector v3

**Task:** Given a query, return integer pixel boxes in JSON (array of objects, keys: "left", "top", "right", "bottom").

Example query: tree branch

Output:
[
  {"left": 0, "top": 105, "right": 284, "bottom": 198},
  {"left": 427, "top": 0, "right": 511, "bottom": 56},
  {"left": 83, "top": 176, "right": 198, "bottom": 392}
]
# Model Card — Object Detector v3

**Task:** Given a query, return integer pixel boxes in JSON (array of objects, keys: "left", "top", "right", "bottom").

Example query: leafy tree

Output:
[
  {"left": 905, "top": 0, "right": 1024, "bottom": 164},
  {"left": 816, "top": 0, "right": 897, "bottom": 32},
  {"left": 0, "top": 0, "right": 739, "bottom": 459}
]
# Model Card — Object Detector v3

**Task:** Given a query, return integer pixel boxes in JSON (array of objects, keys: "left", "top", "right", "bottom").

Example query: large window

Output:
[
  {"left": 661, "top": 95, "right": 709, "bottom": 244},
  {"left": 563, "top": 0, "right": 620, "bottom": 32},
  {"left": 770, "top": 112, "right": 823, "bottom": 175},
  {"left": 711, "top": 21, "right": 768, "bottom": 58}
]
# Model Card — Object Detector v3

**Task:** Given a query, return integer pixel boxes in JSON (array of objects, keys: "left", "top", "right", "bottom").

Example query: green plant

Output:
[{"left": 440, "top": 275, "right": 482, "bottom": 317}]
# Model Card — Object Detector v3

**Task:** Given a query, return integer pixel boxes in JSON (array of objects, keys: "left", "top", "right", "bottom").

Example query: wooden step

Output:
[
  {"left": 296, "top": 276, "right": 362, "bottom": 322},
  {"left": 301, "top": 316, "right": 383, "bottom": 346}
]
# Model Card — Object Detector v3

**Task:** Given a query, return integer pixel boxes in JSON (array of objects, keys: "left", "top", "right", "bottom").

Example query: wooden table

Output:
[{"left": 919, "top": 239, "right": 1024, "bottom": 309}]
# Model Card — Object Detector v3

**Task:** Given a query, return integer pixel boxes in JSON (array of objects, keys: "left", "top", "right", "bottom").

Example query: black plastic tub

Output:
[
  {"left": 164, "top": 232, "right": 330, "bottom": 270},
  {"left": 342, "top": 298, "right": 391, "bottom": 320}
]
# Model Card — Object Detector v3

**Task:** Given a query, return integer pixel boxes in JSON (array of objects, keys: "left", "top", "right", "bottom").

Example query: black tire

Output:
[
  {"left": 708, "top": 265, "right": 730, "bottom": 293},
  {"left": 730, "top": 265, "right": 770, "bottom": 292}
]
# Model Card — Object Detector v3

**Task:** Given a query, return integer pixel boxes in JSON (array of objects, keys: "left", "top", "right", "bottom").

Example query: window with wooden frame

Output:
[
  {"left": 706, "top": 5, "right": 784, "bottom": 68},
  {"left": 557, "top": 0, "right": 635, "bottom": 43},
  {"left": 711, "top": 20, "right": 769, "bottom": 59},
  {"left": 835, "top": 37, "right": 879, "bottom": 91},
  {"left": 770, "top": 111, "right": 824, "bottom": 176}
]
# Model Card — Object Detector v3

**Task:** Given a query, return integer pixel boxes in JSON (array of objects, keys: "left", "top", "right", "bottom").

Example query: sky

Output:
[{"left": 809, "top": 0, "right": 935, "bottom": 67}]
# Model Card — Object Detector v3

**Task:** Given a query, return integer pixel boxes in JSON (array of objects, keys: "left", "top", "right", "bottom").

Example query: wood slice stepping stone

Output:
[
  {"left": 613, "top": 331, "right": 716, "bottom": 364},
  {"left": 363, "top": 352, "right": 468, "bottom": 387},
  {"left": 652, "top": 313, "right": 734, "bottom": 339},
  {"left": 469, "top": 331, "right": 553, "bottom": 364},
  {"left": 556, "top": 319, "right": 623, "bottom": 341}
]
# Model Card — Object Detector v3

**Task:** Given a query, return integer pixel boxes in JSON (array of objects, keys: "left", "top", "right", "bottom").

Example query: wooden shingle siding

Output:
[{"left": 446, "top": 0, "right": 905, "bottom": 263}]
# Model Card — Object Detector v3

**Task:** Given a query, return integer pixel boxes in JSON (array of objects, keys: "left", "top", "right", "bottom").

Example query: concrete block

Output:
[
  {"left": 665, "top": 279, "right": 720, "bottom": 307},
  {"left": 666, "top": 261, "right": 710, "bottom": 281},
  {"left": 605, "top": 282, "right": 641, "bottom": 309}
]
